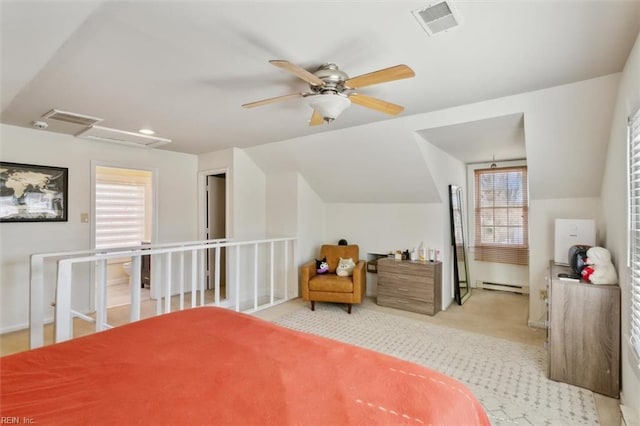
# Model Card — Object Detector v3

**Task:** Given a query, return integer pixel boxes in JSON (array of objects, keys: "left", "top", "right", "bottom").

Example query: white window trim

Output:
[{"left": 466, "top": 159, "right": 527, "bottom": 252}]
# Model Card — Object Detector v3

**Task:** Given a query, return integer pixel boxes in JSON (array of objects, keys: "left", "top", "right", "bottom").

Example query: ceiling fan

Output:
[{"left": 242, "top": 60, "right": 415, "bottom": 126}]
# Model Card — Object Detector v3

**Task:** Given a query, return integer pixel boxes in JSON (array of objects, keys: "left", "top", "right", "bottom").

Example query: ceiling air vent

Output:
[
  {"left": 41, "top": 109, "right": 103, "bottom": 126},
  {"left": 76, "top": 126, "right": 171, "bottom": 148},
  {"left": 412, "top": 1, "right": 461, "bottom": 36}
]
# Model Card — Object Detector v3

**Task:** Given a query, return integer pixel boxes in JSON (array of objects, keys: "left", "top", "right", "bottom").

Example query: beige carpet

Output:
[{"left": 275, "top": 301, "right": 599, "bottom": 426}]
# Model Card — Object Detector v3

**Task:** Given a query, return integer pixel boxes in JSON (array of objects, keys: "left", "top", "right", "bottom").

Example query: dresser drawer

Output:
[
  {"left": 377, "top": 294, "right": 435, "bottom": 315},
  {"left": 377, "top": 259, "right": 436, "bottom": 278},
  {"left": 378, "top": 270, "right": 434, "bottom": 285},
  {"left": 377, "top": 275, "right": 433, "bottom": 302},
  {"left": 378, "top": 269, "right": 432, "bottom": 288}
]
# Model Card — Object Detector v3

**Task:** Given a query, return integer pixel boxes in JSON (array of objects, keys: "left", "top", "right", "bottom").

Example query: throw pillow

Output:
[
  {"left": 336, "top": 257, "right": 356, "bottom": 277},
  {"left": 316, "top": 257, "right": 329, "bottom": 274}
]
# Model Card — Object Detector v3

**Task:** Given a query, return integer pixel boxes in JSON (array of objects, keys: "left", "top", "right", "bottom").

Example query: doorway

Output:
[
  {"left": 206, "top": 173, "right": 227, "bottom": 299},
  {"left": 92, "top": 165, "right": 155, "bottom": 308}
]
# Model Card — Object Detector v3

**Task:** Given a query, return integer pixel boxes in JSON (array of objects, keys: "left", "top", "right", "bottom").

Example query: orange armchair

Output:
[{"left": 300, "top": 244, "right": 366, "bottom": 314}]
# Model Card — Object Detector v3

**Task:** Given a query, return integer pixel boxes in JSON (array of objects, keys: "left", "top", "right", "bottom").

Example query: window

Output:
[
  {"left": 628, "top": 107, "right": 640, "bottom": 366},
  {"left": 95, "top": 167, "right": 151, "bottom": 250},
  {"left": 474, "top": 166, "right": 528, "bottom": 265}
]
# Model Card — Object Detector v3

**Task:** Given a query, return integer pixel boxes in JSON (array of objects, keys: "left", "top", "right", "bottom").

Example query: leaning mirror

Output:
[{"left": 449, "top": 185, "right": 471, "bottom": 305}]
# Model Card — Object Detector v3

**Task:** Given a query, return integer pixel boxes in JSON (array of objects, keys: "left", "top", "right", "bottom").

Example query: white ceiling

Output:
[
  {"left": 1, "top": 1, "right": 638, "bottom": 207},
  {"left": 1, "top": 0, "right": 638, "bottom": 159},
  {"left": 417, "top": 113, "right": 525, "bottom": 164}
]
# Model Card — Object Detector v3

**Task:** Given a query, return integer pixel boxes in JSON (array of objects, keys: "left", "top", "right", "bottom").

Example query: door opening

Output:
[{"left": 207, "top": 173, "right": 227, "bottom": 299}]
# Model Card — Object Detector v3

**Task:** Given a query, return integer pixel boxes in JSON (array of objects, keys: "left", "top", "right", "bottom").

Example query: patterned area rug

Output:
[{"left": 274, "top": 303, "right": 599, "bottom": 425}]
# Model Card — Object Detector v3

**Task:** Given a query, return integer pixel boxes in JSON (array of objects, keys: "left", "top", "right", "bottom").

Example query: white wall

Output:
[
  {"left": 199, "top": 147, "right": 267, "bottom": 240},
  {"left": 296, "top": 174, "right": 325, "bottom": 269},
  {"left": 0, "top": 124, "right": 198, "bottom": 332},
  {"left": 417, "top": 133, "right": 467, "bottom": 308},
  {"left": 325, "top": 203, "right": 443, "bottom": 298},
  {"left": 266, "top": 172, "right": 297, "bottom": 238},
  {"left": 231, "top": 148, "right": 266, "bottom": 239},
  {"left": 601, "top": 33, "right": 640, "bottom": 414}
]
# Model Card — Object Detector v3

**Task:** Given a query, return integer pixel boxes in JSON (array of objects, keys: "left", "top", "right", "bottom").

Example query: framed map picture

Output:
[{"left": 0, "top": 162, "right": 68, "bottom": 222}]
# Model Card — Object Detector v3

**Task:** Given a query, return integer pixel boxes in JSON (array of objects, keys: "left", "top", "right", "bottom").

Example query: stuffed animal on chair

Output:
[
  {"left": 316, "top": 257, "right": 329, "bottom": 274},
  {"left": 336, "top": 257, "right": 356, "bottom": 277},
  {"left": 582, "top": 247, "right": 617, "bottom": 285}
]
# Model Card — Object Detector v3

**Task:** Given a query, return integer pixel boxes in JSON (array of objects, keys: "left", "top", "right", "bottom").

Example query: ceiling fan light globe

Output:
[{"left": 304, "top": 94, "right": 351, "bottom": 121}]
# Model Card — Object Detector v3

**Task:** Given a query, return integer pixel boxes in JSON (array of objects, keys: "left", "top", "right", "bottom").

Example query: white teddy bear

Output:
[{"left": 581, "top": 246, "right": 618, "bottom": 285}]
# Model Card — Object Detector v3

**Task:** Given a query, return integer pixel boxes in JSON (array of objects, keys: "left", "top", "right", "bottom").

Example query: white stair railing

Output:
[
  {"left": 30, "top": 237, "right": 296, "bottom": 348},
  {"left": 29, "top": 239, "right": 228, "bottom": 349}
]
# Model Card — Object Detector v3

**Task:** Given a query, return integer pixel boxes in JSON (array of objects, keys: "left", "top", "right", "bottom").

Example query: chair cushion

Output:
[{"left": 308, "top": 274, "right": 354, "bottom": 293}]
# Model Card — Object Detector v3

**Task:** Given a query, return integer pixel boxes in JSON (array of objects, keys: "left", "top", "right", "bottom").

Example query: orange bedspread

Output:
[{"left": 1, "top": 307, "right": 489, "bottom": 425}]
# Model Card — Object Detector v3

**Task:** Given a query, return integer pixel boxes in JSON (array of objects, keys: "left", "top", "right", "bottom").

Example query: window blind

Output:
[
  {"left": 95, "top": 168, "right": 147, "bottom": 250},
  {"left": 474, "top": 166, "right": 529, "bottom": 265},
  {"left": 628, "top": 107, "right": 640, "bottom": 367}
]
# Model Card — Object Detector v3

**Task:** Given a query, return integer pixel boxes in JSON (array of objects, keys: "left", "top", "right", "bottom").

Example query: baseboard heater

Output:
[{"left": 478, "top": 281, "right": 525, "bottom": 294}]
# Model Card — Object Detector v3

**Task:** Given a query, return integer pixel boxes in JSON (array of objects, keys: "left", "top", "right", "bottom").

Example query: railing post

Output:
[
  {"left": 55, "top": 260, "right": 73, "bottom": 343},
  {"left": 253, "top": 243, "right": 259, "bottom": 310},
  {"left": 284, "top": 240, "right": 289, "bottom": 299},
  {"left": 269, "top": 241, "right": 275, "bottom": 304},
  {"left": 155, "top": 255, "right": 162, "bottom": 315},
  {"left": 179, "top": 251, "right": 185, "bottom": 310},
  {"left": 96, "top": 259, "right": 107, "bottom": 331},
  {"left": 29, "top": 255, "right": 45, "bottom": 349},
  {"left": 214, "top": 245, "right": 221, "bottom": 305},
  {"left": 130, "top": 256, "right": 142, "bottom": 321},
  {"left": 235, "top": 245, "right": 240, "bottom": 312},
  {"left": 190, "top": 249, "right": 197, "bottom": 307},
  {"left": 164, "top": 252, "right": 172, "bottom": 314},
  {"left": 199, "top": 249, "right": 206, "bottom": 306}
]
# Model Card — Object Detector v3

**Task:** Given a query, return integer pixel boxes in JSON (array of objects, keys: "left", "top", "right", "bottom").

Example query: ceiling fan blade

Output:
[
  {"left": 309, "top": 110, "right": 324, "bottom": 126},
  {"left": 242, "top": 93, "right": 302, "bottom": 108},
  {"left": 269, "top": 60, "right": 325, "bottom": 86},
  {"left": 348, "top": 93, "right": 405, "bottom": 115},
  {"left": 345, "top": 64, "right": 415, "bottom": 89}
]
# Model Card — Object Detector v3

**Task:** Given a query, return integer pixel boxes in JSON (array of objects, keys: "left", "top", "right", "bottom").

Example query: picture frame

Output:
[{"left": 0, "top": 162, "right": 68, "bottom": 222}]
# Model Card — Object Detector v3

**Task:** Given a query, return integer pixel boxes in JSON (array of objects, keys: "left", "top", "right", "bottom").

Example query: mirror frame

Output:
[{"left": 449, "top": 184, "right": 471, "bottom": 305}]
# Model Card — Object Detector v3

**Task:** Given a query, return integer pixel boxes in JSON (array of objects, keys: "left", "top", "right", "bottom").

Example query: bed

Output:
[{"left": 1, "top": 307, "right": 489, "bottom": 425}]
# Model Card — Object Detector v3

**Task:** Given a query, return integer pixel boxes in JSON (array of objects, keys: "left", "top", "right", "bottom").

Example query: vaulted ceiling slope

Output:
[
  {"left": 247, "top": 65, "right": 622, "bottom": 203},
  {"left": 1, "top": 1, "right": 638, "bottom": 156}
]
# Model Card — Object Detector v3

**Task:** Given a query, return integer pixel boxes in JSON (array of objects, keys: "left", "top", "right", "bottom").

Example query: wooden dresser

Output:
[
  {"left": 377, "top": 259, "right": 442, "bottom": 316},
  {"left": 547, "top": 261, "right": 620, "bottom": 397}
]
